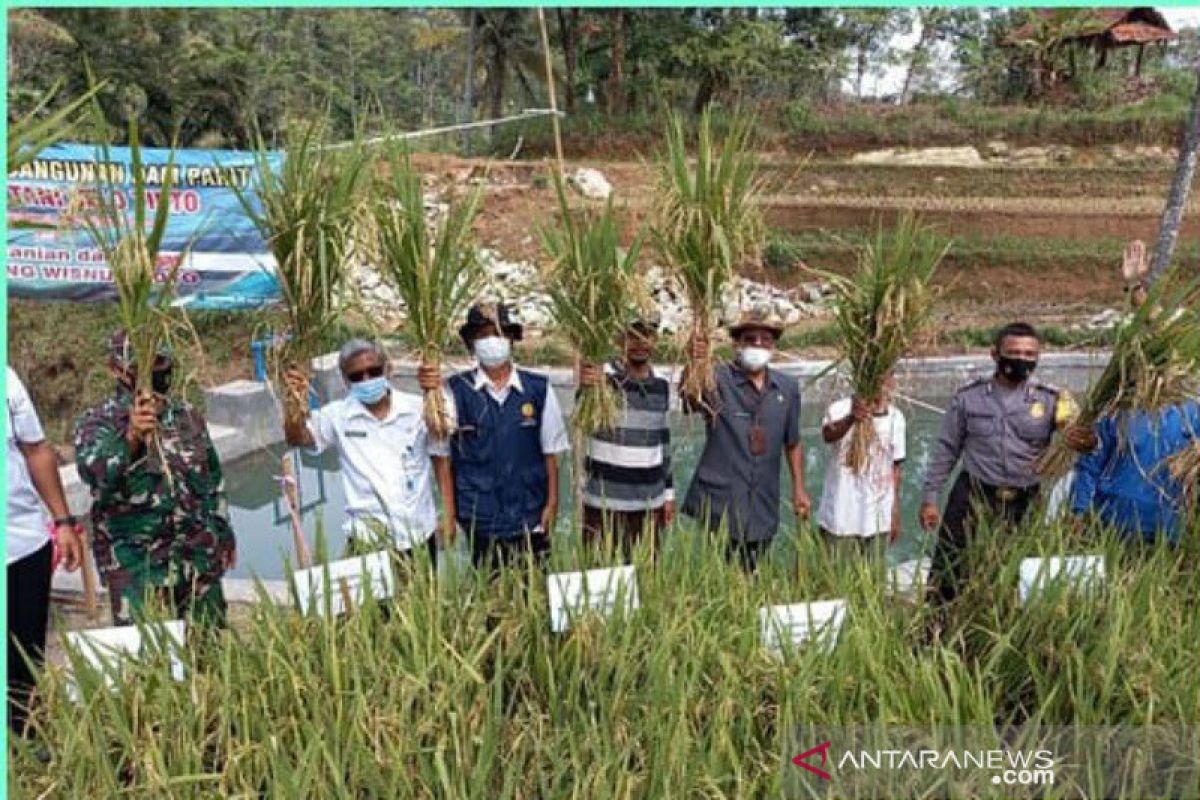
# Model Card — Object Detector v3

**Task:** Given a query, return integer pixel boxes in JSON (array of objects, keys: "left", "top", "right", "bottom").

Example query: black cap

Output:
[{"left": 458, "top": 302, "right": 524, "bottom": 346}]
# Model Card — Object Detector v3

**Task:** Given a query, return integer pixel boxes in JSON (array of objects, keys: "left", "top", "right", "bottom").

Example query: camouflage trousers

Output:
[{"left": 104, "top": 557, "right": 227, "bottom": 628}]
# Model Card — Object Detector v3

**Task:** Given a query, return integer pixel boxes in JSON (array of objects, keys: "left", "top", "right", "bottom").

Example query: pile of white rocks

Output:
[
  {"left": 352, "top": 250, "right": 833, "bottom": 337},
  {"left": 348, "top": 167, "right": 833, "bottom": 336},
  {"left": 1074, "top": 308, "right": 1125, "bottom": 332}
]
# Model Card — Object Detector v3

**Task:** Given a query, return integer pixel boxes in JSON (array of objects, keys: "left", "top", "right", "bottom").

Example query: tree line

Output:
[{"left": 7, "top": 7, "right": 1198, "bottom": 149}]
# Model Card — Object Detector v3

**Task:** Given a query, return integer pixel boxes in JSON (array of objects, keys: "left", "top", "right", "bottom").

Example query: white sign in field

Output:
[
  {"left": 1018, "top": 555, "right": 1106, "bottom": 604},
  {"left": 293, "top": 551, "right": 396, "bottom": 618},
  {"left": 887, "top": 558, "right": 931, "bottom": 600},
  {"left": 759, "top": 600, "right": 848, "bottom": 656},
  {"left": 63, "top": 620, "right": 187, "bottom": 702},
  {"left": 547, "top": 566, "right": 639, "bottom": 633}
]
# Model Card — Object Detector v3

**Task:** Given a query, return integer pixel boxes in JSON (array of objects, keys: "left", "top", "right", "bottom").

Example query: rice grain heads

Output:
[
  {"left": 366, "top": 144, "right": 486, "bottom": 440},
  {"left": 232, "top": 122, "right": 369, "bottom": 429},
  {"left": 79, "top": 119, "right": 184, "bottom": 484},
  {"left": 540, "top": 173, "right": 645, "bottom": 437},
  {"left": 1037, "top": 276, "right": 1200, "bottom": 479},
  {"left": 824, "top": 213, "right": 948, "bottom": 474},
  {"left": 654, "top": 110, "right": 764, "bottom": 405}
]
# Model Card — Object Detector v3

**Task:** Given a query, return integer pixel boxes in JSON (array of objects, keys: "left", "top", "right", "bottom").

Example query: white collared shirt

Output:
[
  {"left": 7, "top": 368, "right": 51, "bottom": 565},
  {"left": 307, "top": 389, "right": 437, "bottom": 548},
  {"left": 427, "top": 366, "right": 570, "bottom": 457}
]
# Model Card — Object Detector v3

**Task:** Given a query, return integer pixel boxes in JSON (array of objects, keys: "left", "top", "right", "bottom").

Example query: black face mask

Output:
[
  {"left": 151, "top": 368, "right": 172, "bottom": 395},
  {"left": 120, "top": 368, "right": 172, "bottom": 395},
  {"left": 997, "top": 356, "right": 1037, "bottom": 383}
]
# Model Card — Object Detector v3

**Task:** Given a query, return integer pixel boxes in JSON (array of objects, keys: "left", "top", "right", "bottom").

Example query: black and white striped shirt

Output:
[{"left": 583, "top": 362, "right": 673, "bottom": 511}]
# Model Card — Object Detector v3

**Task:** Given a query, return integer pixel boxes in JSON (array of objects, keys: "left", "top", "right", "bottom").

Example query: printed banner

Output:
[{"left": 7, "top": 142, "right": 282, "bottom": 309}]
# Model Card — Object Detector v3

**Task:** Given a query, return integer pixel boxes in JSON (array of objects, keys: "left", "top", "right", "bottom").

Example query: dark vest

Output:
[{"left": 448, "top": 368, "right": 549, "bottom": 539}]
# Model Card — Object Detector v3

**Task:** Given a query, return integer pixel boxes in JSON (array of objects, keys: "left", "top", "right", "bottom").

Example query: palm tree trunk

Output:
[
  {"left": 462, "top": 10, "right": 477, "bottom": 155},
  {"left": 1148, "top": 65, "right": 1200, "bottom": 285},
  {"left": 607, "top": 9, "right": 625, "bottom": 116},
  {"left": 900, "top": 20, "right": 933, "bottom": 104},
  {"left": 490, "top": 40, "right": 507, "bottom": 122},
  {"left": 557, "top": 8, "right": 578, "bottom": 114}
]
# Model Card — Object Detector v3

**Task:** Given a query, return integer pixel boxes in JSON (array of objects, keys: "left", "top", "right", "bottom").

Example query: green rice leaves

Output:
[
  {"left": 540, "top": 173, "right": 645, "bottom": 437},
  {"left": 231, "top": 121, "right": 369, "bottom": 426},
  {"left": 823, "top": 213, "right": 948, "bottom": 473},
  {"left": 367, "top": 143, "right": 486, "bottom": 438},
  {"left": 1038, "top": 275, "right": 1200, "bottom": 479},
  {"left": 654, "top": 110, "right": 764, "bottom": 401}
]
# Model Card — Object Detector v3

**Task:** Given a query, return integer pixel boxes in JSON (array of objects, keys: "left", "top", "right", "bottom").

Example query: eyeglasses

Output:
[
  {"left": 738, "top": 333, "right": 775, "bottom": 347},
  {"left": 346, "top": 366, "right": 385, "bottom": 383}
]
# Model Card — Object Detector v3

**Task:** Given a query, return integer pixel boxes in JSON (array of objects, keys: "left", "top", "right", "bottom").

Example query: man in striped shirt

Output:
[{"left": 577, "top": 318, "right": 675, "bottom": 558}]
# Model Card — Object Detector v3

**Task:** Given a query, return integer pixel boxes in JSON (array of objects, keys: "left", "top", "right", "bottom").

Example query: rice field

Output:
[{"left": 12, "top": 515, "right": 1198, "bottom": 798}]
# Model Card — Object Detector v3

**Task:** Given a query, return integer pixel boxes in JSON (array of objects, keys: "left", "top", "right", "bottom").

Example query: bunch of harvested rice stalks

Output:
[
  {"left": 365, "top": 144, "right": 485, "bottom": 440},
  {"left": 1038, "top": 276, "right": 1200, "bottom": 479},
  {"left": 654, "top": 110, "right": 763, "bottom": 405},
  {"left": 823, "top": 213, "right": 948, "bottom": 474},
  {"left": 540, "top": 174, "right": 646, "bottom": 437},
  {"left": 232, "top": 122, "right": 369, "bottom": 429}
]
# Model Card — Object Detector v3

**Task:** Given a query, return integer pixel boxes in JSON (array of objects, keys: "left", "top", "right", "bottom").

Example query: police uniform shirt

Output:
[
  {"left": 922, "top": 377, "right": 1071, "bottom": 504},
  {"left": 308, "top": 389, "right": 438, "bottom": 548}
]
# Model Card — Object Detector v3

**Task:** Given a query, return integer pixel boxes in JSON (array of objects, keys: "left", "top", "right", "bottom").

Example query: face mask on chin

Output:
[
  {"left": 737, "top": 346, "right": 772, "bottom": 373},
  {"left": 997, "top": 355, "right": 1037, "bottom": 383},
  {"left": 474, "top": 336, "right": 512, "bottom": 369}
]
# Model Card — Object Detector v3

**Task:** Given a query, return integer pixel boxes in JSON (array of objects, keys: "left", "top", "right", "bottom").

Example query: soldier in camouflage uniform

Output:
[{"left": 74, "top": 332, "right": 237, "bottom": 626}]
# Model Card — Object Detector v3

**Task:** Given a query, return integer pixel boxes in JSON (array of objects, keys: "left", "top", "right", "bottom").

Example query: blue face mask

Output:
[{"left": 350, "top": 375, "right": 389, "bottom": 405}]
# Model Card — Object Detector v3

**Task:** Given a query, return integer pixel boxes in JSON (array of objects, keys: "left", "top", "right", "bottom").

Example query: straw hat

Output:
[{"left": 727, "top": 305, "right": 785, "bottom": 339}]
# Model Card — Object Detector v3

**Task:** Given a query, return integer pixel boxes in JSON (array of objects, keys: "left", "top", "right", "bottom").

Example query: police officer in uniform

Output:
[{"left": 919, "top": 322, "right": 1089, "bottom": 613}]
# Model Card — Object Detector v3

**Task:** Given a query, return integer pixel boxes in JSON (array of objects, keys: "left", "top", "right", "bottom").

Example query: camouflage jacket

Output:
[{"left": 74, "top": 385, "right": 235, "bottom": 586}]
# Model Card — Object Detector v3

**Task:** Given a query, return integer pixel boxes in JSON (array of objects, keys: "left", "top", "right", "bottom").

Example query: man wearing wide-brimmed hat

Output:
[
  {"left": 420, "top": 303, "right": 569, "bottom": 571},
  {"left": 681, "top": 306, "right": 811, "bottom": 571},
  {"left": 576, "top": 313, "right": 675, "bottom": 560},
  {"left": 74, "top": 331, "right": 237, "bottom": 626}
]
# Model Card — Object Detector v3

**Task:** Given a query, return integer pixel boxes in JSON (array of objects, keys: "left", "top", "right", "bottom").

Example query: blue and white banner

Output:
[{"left": 7, "top": 142, "right": 282, "bottom": 309}]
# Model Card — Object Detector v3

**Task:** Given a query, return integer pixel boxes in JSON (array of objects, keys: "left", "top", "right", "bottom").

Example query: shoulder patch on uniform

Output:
[{"left": 956, "top": 378, "right": 989, "bottom": 394}]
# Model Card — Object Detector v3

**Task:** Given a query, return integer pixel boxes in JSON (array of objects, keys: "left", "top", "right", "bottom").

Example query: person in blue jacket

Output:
[
  {"left": 1068, "top": 240, "right": 1198, "bottom": 545},
  {"left": 1069, "top": 400, "right": 1199, "bottom": 545}
]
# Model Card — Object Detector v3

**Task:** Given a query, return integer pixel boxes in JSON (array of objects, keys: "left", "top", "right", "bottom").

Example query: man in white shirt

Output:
[
  {"left": 7, "top": 367, "right": 83, "bottom": 735},
  {"left": 817, "top": 373, "right": 906, "bottom": 563},
  {"left": 285, "top": 340, "right": 443, "bottom": 566},
  {"left": 420, "top": 303, "right": 569, "bottom": 572}
]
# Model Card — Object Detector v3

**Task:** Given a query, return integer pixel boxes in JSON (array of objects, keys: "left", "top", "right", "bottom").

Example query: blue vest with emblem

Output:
[{"left": 448, "top": 368, "right": 549, "bottom": 539}]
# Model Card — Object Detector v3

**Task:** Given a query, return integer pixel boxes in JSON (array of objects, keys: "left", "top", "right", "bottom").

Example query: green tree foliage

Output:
[{"left": 7, "top": 7, "right": 1197, "bottom": 150}]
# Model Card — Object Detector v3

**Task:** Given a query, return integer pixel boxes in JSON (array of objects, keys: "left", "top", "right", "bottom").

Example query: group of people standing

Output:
[{"left": 8, "top": 242, "right": 1196, "bottom": 734}]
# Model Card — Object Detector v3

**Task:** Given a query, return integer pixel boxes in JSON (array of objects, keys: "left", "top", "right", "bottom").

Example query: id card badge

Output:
[{"left": 749, "top": 423, "right": 767, "bottom": 456}]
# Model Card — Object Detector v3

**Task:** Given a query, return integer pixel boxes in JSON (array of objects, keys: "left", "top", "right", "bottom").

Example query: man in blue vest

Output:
[{"left": 422, "top": 303, "right": 569, "bottom": 571}]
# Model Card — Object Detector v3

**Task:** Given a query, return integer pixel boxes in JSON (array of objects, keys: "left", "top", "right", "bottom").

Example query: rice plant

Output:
[
  {"left": 14, "top": 515, "right": 1198, "bottom": 798},
  {"left": 1167, "top": 440, "right": 1200, "bottom": 508},
  {"left": 654, "top": 110, "right": 764, "bottom": 404},
  {"left": 231, "top": 121, "right": 369, "bottom": 429},
  {"left": 78, "top": 119, "right": 183, "bottom": 486},
  {"left": 7, "top": 79, "right": 104, "bottom": 172},
  {"left": 540, "top": 173, "right": 645, "bottom": 437},
  {"left": 1037, "top": 276, "right": 1200, "bottom": 479},
  {"left": 821, "top": 213, "right": 948, "bottom": 474},
  {"left": 365, "top": 143, "right": 486, "bottom": 439}
]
